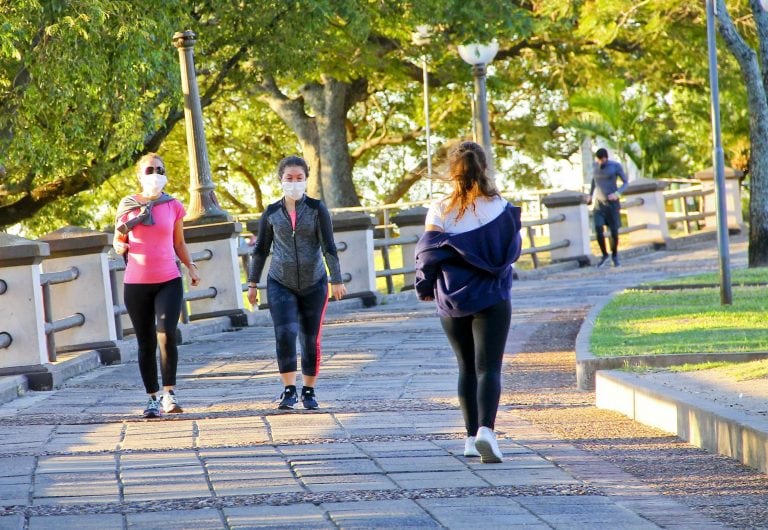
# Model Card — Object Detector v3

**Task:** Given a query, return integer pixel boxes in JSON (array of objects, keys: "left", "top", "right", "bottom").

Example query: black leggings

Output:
[
  {"left": 594, "top": 201, "right": 620, "bottom": 257},
  {"left": 124, "top": 277, "right": 183, "bottom": 394},
  {"left": 267, "top": 277, "right": 328, "bottom": 376},
  {"left": 440, "top": 298, "right": 511, "bottom": 436}
]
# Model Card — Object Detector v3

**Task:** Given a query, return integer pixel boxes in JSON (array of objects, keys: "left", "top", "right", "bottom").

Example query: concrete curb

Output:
[
  {"left": 0, "top": 375, "right": 27, "bottom": 404},
  {"left": 596, "top": 370, "right": 768, "bottom": 474}
]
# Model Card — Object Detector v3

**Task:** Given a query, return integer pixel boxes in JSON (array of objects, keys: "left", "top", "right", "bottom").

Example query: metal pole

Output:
[
  {"left": 472, "top": 64, "right": 495, "bottom": 178},
  {"left": 172, "top": 30, "right": 230, "bottom": 225},
  {"left": 422, "top": 56, "right": 433, "bottom": 198},
  {"left": 705, "top": 0, "right": 733, "bottom": 305}
]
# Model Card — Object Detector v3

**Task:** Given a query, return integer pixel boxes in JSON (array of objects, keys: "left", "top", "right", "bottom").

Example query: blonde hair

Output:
[
  {"left": 136, "top": 153, "right": 163, "bottom": 178},
  {"left": 444, "top": 141, "right": 499, "bottom": 220}
]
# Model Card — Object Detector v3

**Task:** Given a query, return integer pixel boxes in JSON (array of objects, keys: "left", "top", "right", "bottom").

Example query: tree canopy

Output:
[{"left": 0, "top": 0, "right": 754, "bottom": 249}]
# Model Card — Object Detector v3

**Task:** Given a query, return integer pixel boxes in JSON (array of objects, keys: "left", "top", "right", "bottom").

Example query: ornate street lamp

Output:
[
  {"left": 457, "top": 42, "right": 498, "bottom": 177},
  {"left": 412, "top": 25, "right": 433, "bottom": 198},
  {"left": 172, "top": 30, "right": 230, "bottom": 225}
]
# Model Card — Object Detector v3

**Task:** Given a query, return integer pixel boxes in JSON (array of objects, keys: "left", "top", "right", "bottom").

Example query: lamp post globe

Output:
[{"left": 457, "top": 42, "right": 498, "bottom": 177}]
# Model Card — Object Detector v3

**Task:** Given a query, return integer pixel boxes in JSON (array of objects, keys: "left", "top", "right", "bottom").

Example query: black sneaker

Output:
[
  {"left": 278, "top": 386, "right": 297, "bottom": 410},
  {"left": 302, "top": 387, "right": 319, "bottom": 410},
  {"left": 597, "top": 255, "right": 610, "bottom": 268},
  {"left": 612, "top": 256, "right": 620, "bottom": 267}
]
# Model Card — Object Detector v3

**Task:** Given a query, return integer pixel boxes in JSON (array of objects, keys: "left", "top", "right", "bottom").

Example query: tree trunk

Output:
[
  {"left": 302, "top": 77, "right": 362, "bottom": 208},
  {"left": 716, "top": 0, "right": 768, "bottom": 266},
  {"left": 261, "top": 76, "right": 367, "bottom": 206}
]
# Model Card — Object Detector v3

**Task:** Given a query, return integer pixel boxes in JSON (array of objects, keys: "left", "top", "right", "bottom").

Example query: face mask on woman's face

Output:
[
  {"left": 282, "top": 180, "right": 306, "bottom": 201},
  {"left": 140, "top": 172, "right": 168, "bottom": 197}
]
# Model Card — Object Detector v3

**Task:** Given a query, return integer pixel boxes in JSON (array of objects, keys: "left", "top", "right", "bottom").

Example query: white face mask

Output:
[
  {"left": 282, "top": 180, "right": 306, "bottom": 201},
  {"left": 140, "top": 173, "right": 167, "bottom": 197}
]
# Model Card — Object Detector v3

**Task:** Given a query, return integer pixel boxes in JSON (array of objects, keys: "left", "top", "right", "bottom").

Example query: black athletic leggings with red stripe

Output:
[
  {"left": 440, "top": 298, "right": 511, "bottom": 436},
  {"left": 267, "top": 277, "right": 328, "bottom": 376},
  {"left": 123, "top": 277, "right": 183, "bottom": 394}
]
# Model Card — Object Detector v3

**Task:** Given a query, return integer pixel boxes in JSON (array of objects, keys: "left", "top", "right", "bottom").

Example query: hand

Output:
[
  {"left": 188, "top": 266, "right": 201, "bottom": 287},
  {"left": 421, "top": 295, "right": 434, "bottom": 302},
  {"left": 331, "top": 283, "right": 347, "bottom": 300},
  {"left": 586, "top": 196, "right": 593, "bottom": 206},
  {"left": 113, "top": 240, "right": 129, "bottom": 255},
  {"left": 607, "top": 193, "right": 619, "bottom": 201},
  {"left": 247, "top": 286, "right": 259, "bottom": 307}
]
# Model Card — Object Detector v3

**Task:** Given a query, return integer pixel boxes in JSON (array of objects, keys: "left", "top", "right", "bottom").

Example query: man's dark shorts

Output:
[{"left": 593, "top": 200, "right": 621, "bottom": 232}]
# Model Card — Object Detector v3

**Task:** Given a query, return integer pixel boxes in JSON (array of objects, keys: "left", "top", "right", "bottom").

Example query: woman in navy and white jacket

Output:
[{"left": 415, "top": 141, "right": 522, "bottom": 463}]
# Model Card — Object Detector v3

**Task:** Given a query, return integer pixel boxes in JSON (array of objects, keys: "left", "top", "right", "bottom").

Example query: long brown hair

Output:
[{"left": 444, "top": 141, "right": 499, "bottom": 220}]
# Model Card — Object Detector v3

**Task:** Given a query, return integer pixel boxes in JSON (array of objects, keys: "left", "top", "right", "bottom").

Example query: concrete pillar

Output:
[
  {"left": 391, "top": 206, "right": 427, "bottom": 290},
  {"left": 622, "top": 178, "right": 670, "bottom": 247},
  {"left": 696, "top": 166, "right": 746, "bottom": 234},
  {"left": 0, "top": 234, "right": 49, "bottom": 376},
  {"left": 183, "top": 222, "right": 246, "bottom": 325},
  {"left": 541, "top": 190, "right": 591, "bottom": 266},
  {"left": 39, "top": 227, "right": 120, "bottom": 363},
  {"left": 332, "top": 211, "right": 378, "bottom": 306}
]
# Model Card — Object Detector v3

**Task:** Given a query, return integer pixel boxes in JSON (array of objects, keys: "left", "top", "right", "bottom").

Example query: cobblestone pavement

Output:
[{"left": 0, "top": 235, "right": 765, "bottom": 529}]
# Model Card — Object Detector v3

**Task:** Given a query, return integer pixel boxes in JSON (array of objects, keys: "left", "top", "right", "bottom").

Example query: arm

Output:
[
  {"left": 615, "top": 164, "right": 629, "bottom": 196},
  {"left": 113, "top": 228, "right": 129, "bottom": 255},
  {"left": 316, "top": 202, "right": 347, "bottom": 300},
  {"left": 247, "top": 212, "right": 273, "bottom": 305},
  {"left": 414, "top": 231, "right": 447, "bottom": 302},
  {"left": 113, "top": 197, "right": 132, "bottom": 254},
  {"left": 414, "top": 251, "right": 438, "bottom": 301},
  {"left": 172, "top": 218, "right": 201, "bottom": 286}
]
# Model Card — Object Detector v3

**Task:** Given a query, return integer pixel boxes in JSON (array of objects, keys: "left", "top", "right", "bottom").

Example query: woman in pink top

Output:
[{"left": 113, "top": 153, "right": 201, "bottom": 418}]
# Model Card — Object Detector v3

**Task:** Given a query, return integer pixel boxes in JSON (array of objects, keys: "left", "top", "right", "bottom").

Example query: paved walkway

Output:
[{"left": 0, "top": 235, "right": 752, "bottom": 529}]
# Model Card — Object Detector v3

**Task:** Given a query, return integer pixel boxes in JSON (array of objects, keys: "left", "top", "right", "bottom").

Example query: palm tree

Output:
[{"left": 568, "top": 80, "right": 652, "bottom": 175}]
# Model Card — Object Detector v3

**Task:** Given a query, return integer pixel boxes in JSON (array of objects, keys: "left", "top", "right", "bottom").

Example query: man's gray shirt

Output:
[{"left": 590, "top": 159, "right": 628, "bottom": 203}]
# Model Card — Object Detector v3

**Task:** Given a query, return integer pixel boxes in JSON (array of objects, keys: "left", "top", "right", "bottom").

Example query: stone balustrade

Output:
[{"left": 0, "top": 178, "right": 744, "bottom": 389}]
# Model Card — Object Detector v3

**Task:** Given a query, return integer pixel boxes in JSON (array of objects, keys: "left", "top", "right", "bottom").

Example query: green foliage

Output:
[{"left": 0, "top": 0, "right": 754, "bottom": 236}]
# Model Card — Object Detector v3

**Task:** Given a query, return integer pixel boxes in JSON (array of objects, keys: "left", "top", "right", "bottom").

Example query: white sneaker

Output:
[
  {"left": 161, "top": 391, "right": 183, "bottom": 414},
  {"left": 464, "top": 436, "right": 480, "bottom": 457},
  {"left": 475, "top": 426, "right": 503, "bottom": 463}
]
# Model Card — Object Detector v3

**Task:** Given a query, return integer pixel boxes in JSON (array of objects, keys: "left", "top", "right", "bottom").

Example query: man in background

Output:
[{"left": 588, "top": 148, "right": 628, "bottom": 267}]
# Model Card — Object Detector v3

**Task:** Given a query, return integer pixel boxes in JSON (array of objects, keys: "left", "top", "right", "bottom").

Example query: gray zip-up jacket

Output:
[{"left": 248, "top": 196, "right": 342, "bottom": 291}]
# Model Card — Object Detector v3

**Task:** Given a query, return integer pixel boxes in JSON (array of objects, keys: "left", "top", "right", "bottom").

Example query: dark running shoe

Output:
[
  {"left": 612, "top": 256, "right": 620, "bottom": 267},
  {"left": 302, "top": 388, "right": 319, "bottom": 410},
  {"left": 278, "top": 386, "right": 298, "bottom": 410},
  {"left": 143, "top": 398, "right": 162, "bottom": 419},
  {"left": 597, "top": 255, "right": 610, "bottom": 268}
]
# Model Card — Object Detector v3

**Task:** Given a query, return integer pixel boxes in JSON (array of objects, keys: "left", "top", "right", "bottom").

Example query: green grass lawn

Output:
[
  {"left": 591, "top": 267, "right": 768, "bottom": 357},
  {"left": 665, "top": 359, "right": 768, "bottom": 380},
  {"left": 640, "top": 267, "right": 768, "bottom": 287}
]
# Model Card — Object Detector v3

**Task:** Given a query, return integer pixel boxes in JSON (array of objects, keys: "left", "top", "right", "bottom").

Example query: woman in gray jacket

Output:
[{"left": 247, "top": 156, "right": 346, "bottom": 410}]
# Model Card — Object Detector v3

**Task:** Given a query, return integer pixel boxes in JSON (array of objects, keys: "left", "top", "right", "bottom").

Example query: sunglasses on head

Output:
[{"left": 144, "top": 165, "right": 165, "bottom": 175}]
